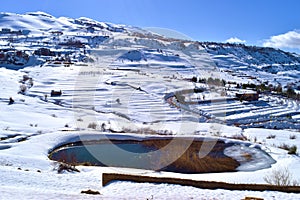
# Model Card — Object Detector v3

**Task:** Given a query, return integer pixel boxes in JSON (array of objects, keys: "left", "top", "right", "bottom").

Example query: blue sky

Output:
[{"left": 2, "top": 0, "right": 300, "bottom": 52}]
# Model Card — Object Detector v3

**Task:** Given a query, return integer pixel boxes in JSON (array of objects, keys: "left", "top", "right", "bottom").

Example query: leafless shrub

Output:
[
  {"left": 254, "top": 136, "right": 257, "bottom": 143},
  {"left": 19, "top": 84, "right": 27, "bottom": 93},
  {"left": 57, "top": 163, "right": 80, "bottom": 174},
  {"left": 22, "top": 75, "right": 30, "bottom": 82},
  {"left": 278, "top": 143, "right": 289, "bottom": 151},
  {"left": 263, "top": 167, "right": 299, "bottom": 186},
  {"left": 81, "top": 189, "right": 100, "bottom": 195},
  {"left": 230, "top": 134, "right": 248, "bottom": 141},
  {"left": 278, "top": 144, "right": 298, "bottom": 155},
  {"left": 266, "top": 134, "right": 276, "bottom": 139},
  {"left": 288, "top": 145, "right": 298, "bottom": 155},
  {"left": 87, "top": 122, "right": 98, "bottom": 129},
  {"left": 290, "top": 134, "right": 297, "bottom": 140},
  {"left": 211, "top": 131, "right": 221, "bottom": 137}
]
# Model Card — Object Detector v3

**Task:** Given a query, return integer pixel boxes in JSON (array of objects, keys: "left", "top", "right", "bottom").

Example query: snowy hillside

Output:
[
  {"left": 200, "top": 42, "right": 300, "bottom": 88},
  {"left": 0, "top": 11, "right": 126, "bottom": 34},
  {"left": 0, "top": 11, "right": 300, "bottom": 199},
  {"left": 0, "top": 12, "right": 299, "bottom": 89}
]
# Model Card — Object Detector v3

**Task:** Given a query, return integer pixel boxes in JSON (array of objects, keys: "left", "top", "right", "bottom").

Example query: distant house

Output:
[
  {"left": 0, "top": 28, "right": 11, "bottom": 34},
  {"left": 236, "top": 90, "right": 259, "bottom": 101},
  {"left": 0, "top": 52, "right": 6, "bottom": 61},
  {"left": 51, "top": 90, "right": 62, "bottom": 97},
  {"left": 50, "top": 31, "right": 63, "bottom": 36},
  {"left": 34, "top": 48, "right": 55, "bottom": 56},
  {"left": 0, "top": 28, "right": 30, "bottom": 36},
  {"left": 58, "top": 39, "right": 84, "bottom": 48}
]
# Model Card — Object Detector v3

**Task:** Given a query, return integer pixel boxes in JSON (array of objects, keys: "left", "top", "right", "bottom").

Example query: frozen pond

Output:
[{"left": 49, "top": 137, "right": 276, "bottom": 173}]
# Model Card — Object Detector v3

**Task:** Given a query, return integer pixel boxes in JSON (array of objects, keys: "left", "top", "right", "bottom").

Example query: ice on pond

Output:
[{"left": 224, "top": 144, "right": 276, "bottom": 171}]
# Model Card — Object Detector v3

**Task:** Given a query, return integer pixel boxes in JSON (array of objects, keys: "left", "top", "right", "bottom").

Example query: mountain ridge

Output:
[{"left": 0, "top": 11, "right": 299, "bottom": 89}]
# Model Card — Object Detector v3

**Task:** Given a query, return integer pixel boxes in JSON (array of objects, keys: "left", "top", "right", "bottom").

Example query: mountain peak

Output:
[{"left": 25, "top": 11, "right": 54, "bottom": 18}]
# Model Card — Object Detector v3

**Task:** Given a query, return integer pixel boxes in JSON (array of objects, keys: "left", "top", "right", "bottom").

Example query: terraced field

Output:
[
  {"left": 22, "top": 47, "right": 300, "bottom": 133},
  {"left": 187, "top": 94, "right": 300, "bottom": 130}
]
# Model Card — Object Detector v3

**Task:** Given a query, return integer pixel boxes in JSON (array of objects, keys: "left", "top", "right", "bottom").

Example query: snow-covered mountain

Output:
[
  {"left": 202, "top": 42, "right": 300, "bottom": 81},
  {"left": 200, "top": 42, "right": 300, "bottom": 88},
  {"left": 0, "top": 11, "right": 299, "bottom": 88},
  {"left": 0, "top": 11, "right": 127, "bottom": 34}
]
